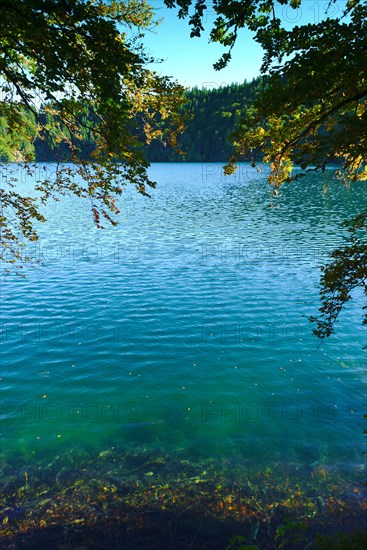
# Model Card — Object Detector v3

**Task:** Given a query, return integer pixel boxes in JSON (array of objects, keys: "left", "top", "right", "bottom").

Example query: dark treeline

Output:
[
  {"left": 145, "top": 78, "right": 263, "bottom": 162},
  {"left": 0, "top": 78, "right": 263, "bottom": 163}
]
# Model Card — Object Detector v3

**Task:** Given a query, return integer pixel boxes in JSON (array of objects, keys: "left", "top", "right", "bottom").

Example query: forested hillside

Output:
[
  {"left": 0, "top": 78, "right": 263, "bottom": 163},
  {"left": 146, "top": 78, "right": 263, "bottom": 162}
]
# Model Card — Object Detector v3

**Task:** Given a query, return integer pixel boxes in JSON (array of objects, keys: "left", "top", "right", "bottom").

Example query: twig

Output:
[{"left": 187, "top": 515, "right": 204, "bottom": 550}]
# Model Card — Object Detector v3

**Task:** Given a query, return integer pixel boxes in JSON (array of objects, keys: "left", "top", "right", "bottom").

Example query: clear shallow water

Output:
[{"left": 1, "top": 163, "right": 366, "bottom": 474}]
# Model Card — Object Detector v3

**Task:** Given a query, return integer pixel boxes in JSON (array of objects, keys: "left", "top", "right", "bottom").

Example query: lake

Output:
[{"left": 1, "top": 162, "right": 366, "bottom": 546}]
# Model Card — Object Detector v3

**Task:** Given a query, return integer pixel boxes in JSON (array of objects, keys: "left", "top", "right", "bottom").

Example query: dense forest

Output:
[
  {"left": 145, "top": 78, "right": 263, "bottom": 162},
  {"left": 0, "top": 78, "right": 263, "bottom": 164}
]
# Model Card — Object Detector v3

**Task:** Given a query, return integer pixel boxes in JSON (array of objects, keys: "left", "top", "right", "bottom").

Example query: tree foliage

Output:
[
  {"left": 310, "top": 211, "right": 367, "bottom": 343},
  {"left": 165, "top": 0, "right": 367, "bottom": 183},
  {"left": 0, "top": 0, "right": 186, "bottom": 265},
  {"left": 9, "top": 78, "right": 263, "bottom": 162},
  {"left": 147, "top": 79, "right": 264, "bottom": 161},
  {"left": 166, "top": 0, "right": 367, "bottom": 339}
]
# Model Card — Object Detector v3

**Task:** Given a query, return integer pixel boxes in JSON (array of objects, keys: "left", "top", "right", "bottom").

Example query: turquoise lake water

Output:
[{"left": 1, "top": 162, "right": 366, "bottom": 477}]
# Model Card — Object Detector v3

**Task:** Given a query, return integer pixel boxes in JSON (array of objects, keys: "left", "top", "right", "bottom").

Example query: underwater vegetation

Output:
[{"left": 0, "top": 446, "right": 366, "bottom": 549}]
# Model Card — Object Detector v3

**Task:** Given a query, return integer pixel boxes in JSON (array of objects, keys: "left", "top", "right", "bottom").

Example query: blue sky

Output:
[
  {"left": 143, "top": 2, "right": 263, "bottom": 89},
  {"left": 142, "top": 0, "right": 347, "bottom": 89}
]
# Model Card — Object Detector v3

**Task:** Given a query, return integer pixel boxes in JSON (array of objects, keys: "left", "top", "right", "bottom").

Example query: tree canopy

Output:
[
  {"left": 165, "top": 0, "right": 367, "bottom": 339},
  {"left": 0, "top": 0, "right": 185, "bottom": 265},
  {"left": 165, "top": 0, "right": 367, "bottom": 183}
]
